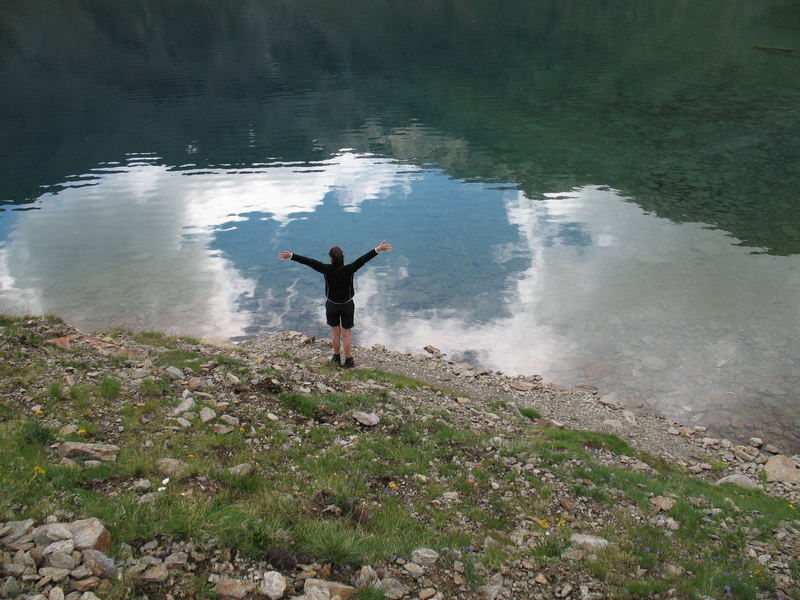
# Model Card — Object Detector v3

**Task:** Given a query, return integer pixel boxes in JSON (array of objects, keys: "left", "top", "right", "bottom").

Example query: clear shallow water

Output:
[{"left": 1, "top": 1, "right": 800, "bottom": 449}]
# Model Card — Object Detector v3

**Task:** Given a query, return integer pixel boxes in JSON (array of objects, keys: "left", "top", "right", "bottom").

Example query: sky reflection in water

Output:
[{"left": 1, "top": 151, "right": 799, "bottom": 447}]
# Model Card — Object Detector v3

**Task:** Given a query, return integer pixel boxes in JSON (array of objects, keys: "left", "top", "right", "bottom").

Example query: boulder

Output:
[
  {"left": 715, "top": 474, "right": 759, "bottom": 489},
  {"left": 304, "top": 578, "right": 356, "bottom": 599},
  {"left": 66, "top": 519, "right": 112, "bottom": 553},
  {"left": 764, "top": 455, "right": 800, "bottom": 484},
  {"left": 156, "top": 458, "right": 190, "bottom": 479},
  {"left": 58, "top": 442, "right": 120, "bottom": 462}
]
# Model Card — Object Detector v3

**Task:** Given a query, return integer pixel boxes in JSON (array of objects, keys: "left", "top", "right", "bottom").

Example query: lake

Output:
[{"left": 1, "top": 0, "right": 799, "bottom": 450}]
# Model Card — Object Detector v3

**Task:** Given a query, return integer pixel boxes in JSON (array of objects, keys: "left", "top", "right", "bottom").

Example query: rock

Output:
[
  {"left": 569, "top": 534, "right": 609, "bottom": 550},
  {"left": 44, "top": 539, "right": 75, "bottom": 557},
  {"left": 81, "top": 549, "right": 118, "bottom": 578},
  {"left": 650, "top": 514, "right": 679, "bottom": 530},
  {"left": 764, "top": 444, "right": 780, "bottom": 454},
  {"left": 45, "top": 551, "right": 76, "bottom": 570},
  {"left": 764, "top": 455, "right": 800, "bottom": 483},
  {"left": 213, "top": 424, "right": 233, "bottom": 435},
  {"left": 220, "top": 414, "right": 240, "bottom": 427},
  {"left": 32, "top": 523, "right": 73, "bottom": 545},
  {"left": 140, "top": 563, "right": 169, "bottom": 583},
  {"left": 377, "top": 577, "right": 408, "bottom": 600},
  {"left": 199, "top": 407, "right": 216, "bottom": 423},
  {"left": 169, "top": 397, "right": 195, "bottom": 416},
  {"left": 419, "top": 588, "right": 437, "bottom": 600},
  {"left": 156, "top": 458, "right": 190, "bottom": 479},
  {"left": 403, "top": 562, "right": 424, "bottom": 576},
  {"left": 71, "top": 564, "right": 93, "bottom": 579},
  {"left": 67, "top": 519, "right": 112, "bottom": 553},
  {"left": 164, "top": 551, "right": 188, "bottom": 569},
  {"left": 478, "top": 584, "right": 505, "bottom": 600},
  {"left": 187, "top": 377, "right": 205, "bottom": 390},
  {"left": 49, "top": 586, "right": 65, "bottom": 600},
  {"left": 534, "top": 573, "right": 549, "bottom": 585},
  {"left": 353, "top": 412, "right": 380, "bottom": 426},
  {"left": 650, "top": 496, "right": 676, "bottom": 512},
  {"left": 509, "top": 381, "right": 536, "bottom": 391},
  {"left": 259, "top": 571, "right": 287, "bottom": 599},
  {"left": 165, "top": 366, "right": 184, "bottom": 380},
  {"left": 748, "top": 437, "right": 764, "bottom": 448},
  {"left": 228, "top": 463, "right": 254, "bottom": 476},
  {"left": 715, "top": 474, "right": 759, "bottom": 489},
  {"left": 72, "top": 575, "right": 100, "bottom": 591},
  {"left": 225, "top": 373, "right": 241, "bottom": 385},
  {"left": 58, "top": 442, "right": 120, "bottom": 462},
  {"left": 304, "top": 578, "right": 356, "bottom": 599},
  {"left": 506, "top": 402, "right": 524, "bottom": 419},
  {"left": 0, "top": 576, "right": 21, "bottom": 597},
  {"left": 410, "top": 548, "right": 439, "bottom": 566},
  {"left": 664, "top": 564, "right": 685, "bottom": 576},
  {"left": 355, "top": 565, "right": 378, "bottom": 588},
  {"left": 1, "top": 519, "right": 35, "bottom": 545},
  {"left": 556, "top": 583, "right": 574, "bottom": 598},
  {"left": 560, "top": 549, "right": 585, "bottom": 560},
  {"left": 80, "top": 593, "right": 102, "bottom": 600},
  {"left": 215, "top": 577, "right": 256, "bottom": 599}
]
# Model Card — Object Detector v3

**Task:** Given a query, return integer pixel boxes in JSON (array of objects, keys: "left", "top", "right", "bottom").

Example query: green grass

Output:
[
  {"left": 98, "top": 376, "right": 122, "bottom": 399},
  {"left": 518, "top": 406, "right": 541, "bottom": 420}
]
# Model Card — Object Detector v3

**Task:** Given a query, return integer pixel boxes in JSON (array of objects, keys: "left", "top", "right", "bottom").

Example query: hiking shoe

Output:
[
  {"left": 331, "top": 353, "right": 341, "bottom": 367},
  {"left": 343, "top": 356, "right": 355, "bottom": 369}
]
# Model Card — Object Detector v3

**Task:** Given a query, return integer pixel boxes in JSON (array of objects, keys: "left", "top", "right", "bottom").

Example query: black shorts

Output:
[{"left": 326, "top": 299, "right": 355, "bottom": 329}]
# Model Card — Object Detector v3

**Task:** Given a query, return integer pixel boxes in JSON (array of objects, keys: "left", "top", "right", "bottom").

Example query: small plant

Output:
[
  {"left": 47, "top": 381, "right": 63, "bottom": 400},
  {"left": 99, "top": 376, "right": 122, "bottom": 399},
  {"left": 139, "top": 377, "right": 171, "bottom": 398},
  {"left": 518, "top": 406, "right": 541, "bottom": 420},
  {"left": 22, "top": 420, "right": 54, "bottom": 446},
  {"left": 352, "top": 585, "right": 387, "bottom": 600}
]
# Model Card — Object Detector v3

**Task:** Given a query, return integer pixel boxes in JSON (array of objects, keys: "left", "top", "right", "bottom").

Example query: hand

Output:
[
  {"left": 376, "top": 241, "right": 392, "bottom": 253},
  {"left": 278, "top": 250, "right": 292, "bottom": 260}
]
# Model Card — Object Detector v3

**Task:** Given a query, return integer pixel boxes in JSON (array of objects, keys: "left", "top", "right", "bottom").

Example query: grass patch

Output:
[
  {"left": 98, "top": 376, "right": 122, "bottom": 399},
  {"left": 518, "top": 406, "right": 541, "bottom": 420}
]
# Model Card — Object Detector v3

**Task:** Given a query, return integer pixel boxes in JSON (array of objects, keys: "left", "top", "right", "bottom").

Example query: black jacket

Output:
[{"left": 291, "top": 249, "right": 378, "bottom": 303}]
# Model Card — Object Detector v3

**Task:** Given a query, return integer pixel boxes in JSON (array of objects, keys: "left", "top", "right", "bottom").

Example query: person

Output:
[{"left": 278, "top": 241, "right": 392, "bottom": 368}]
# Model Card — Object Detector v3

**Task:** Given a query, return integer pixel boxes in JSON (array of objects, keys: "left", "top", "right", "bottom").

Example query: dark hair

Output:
[{"left": 329, "top": 246, "right": 344, "bottom": 268}]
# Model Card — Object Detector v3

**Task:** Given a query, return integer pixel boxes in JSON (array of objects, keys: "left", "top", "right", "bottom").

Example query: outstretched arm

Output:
[
  {"left": 279, "top": 251, "right": 327, "bottom": 273},
  {"left": 349, "top": 241, "right": 392, "bottom": 272}
]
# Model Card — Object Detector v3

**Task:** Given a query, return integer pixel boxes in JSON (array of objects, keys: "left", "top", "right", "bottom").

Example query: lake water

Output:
[{"left": 1, "top": 1, "right": 799, "bottom": 450}]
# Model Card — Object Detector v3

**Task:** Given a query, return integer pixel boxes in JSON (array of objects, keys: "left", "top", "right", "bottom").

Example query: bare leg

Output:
[
  {"left": 342, "top": 327, "right": 353, "bottom": 358},
  {"left": 331, "top": 326, "right": 341, "bottom": 355}
]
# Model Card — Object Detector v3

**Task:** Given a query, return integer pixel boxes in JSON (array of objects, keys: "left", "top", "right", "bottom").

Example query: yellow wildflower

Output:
[
  {"left": 789, "top": 504, "right": 795, "bottom": 510},
  {"left": 33, "top": 466, "right": 45, "bottom": 475},
  {"left": 539, "top": 519, "right": 550, "bottom": 529},
  {"left": 35, "top": 410, "right": 44, "bottom": 415},
  {"left": 388, "top": 482, "right": 398, "bottom": 490},
  {"left": 187, "top": 453, "right": 195, "bottom": 459},
  {"left": 77, "top": 429, "right": 87, "bottom": 435},
  {"left": 239, "top": 427, "right": 245, "bottom": 432},
  {"left": 558, "top": 519, "right": 567, "bottom": 527}
]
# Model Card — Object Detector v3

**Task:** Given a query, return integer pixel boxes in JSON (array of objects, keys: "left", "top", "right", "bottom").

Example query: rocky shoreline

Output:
[{"left": 1, "top": 317, "right": 798, "bottom": 600}]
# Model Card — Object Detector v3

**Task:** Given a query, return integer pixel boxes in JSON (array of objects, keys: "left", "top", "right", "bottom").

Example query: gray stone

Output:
[
  {"left": 1, "top": 519, "right": 35, "bottom": 545},
  {"left": 199, "top": 407, "right": 216, "bottom": 423},
  {"left": 58, "top": 442, "right": 120, "bottom": 462},
  {"left": 220, "top": 414, "right": 240, "bottom": 427},
  {"left": 169, "top": 396, "right": 195, "bottom": 416},
  {"left": 410, "top": 547, "right": 439, "bottom": 566},
  {"left": 353, "top": 412, "right": 380, "bottom": 426},
  {"left": 227, "top": 463, "right": 254, "bottom": 477},
  {"left": 81, "top": 549, "right": 118, "bottom": 578},
  {"left": 176, "top": 417, "right": 192, "bottom": 428},
  {"left": 165, "top": 366, "right": 184, "bottom": 380},
  {"left": 259, "top": 570, "right": 287, "bottom": 599},
  {"left": 32, "top": 523, "right": 73, "bottom": 545},
  {"left": 0, "top": 576, "right": 21, "bottom": 598},
  {"left": 303, "top": 578, "right": 355, "bottom": 599},
  {"left": 49, "top": 586, "right": 65, "bottom": 600},
  {"left": 164, "top": 551, "right": 188, "bottom": 569},
  {"left": 79, "top": 593, "right": 102, "bottom": 600},
  {"left": 569, "top": 534, "right": 609, "bottom": 550},
  {"left": 376, "top": 578, "right": 408, "bottom": 600},
  {"left": 45, "top": 550, "right": 76, "bottom": 570},
  {"left": 70, "top": 564, "right": 93, "bottom": 579},
  {"left": 715, "top": 474, "right": 759, "bottom": 489},
  {"left": 66, "top": 519, "right": 112, "bottom": 553},
  {"left": 44, "top": 539, "right": 75, "bottom": 556},
  {"left": 213, "top": 424, "right": 233, "bottom": 435},
  {"left": 156, "top": 458, "right": 190, "bottom": 479},
  {"left": 38, "top": 566, "right": 71, "bottom": 582}
]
